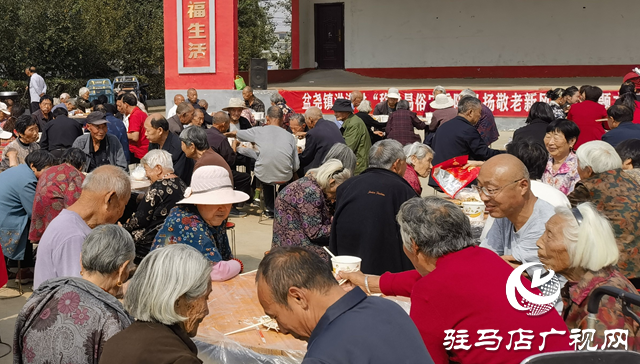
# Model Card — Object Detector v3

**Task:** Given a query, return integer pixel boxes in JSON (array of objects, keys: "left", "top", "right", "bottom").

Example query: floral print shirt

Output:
[
  {"left": 561, "top": 267, "right": 640, "bottom": 350},
  {"left": 123, "top": 177, "right": 187, "bottom": 262},
  {"left": 542, "top": 153, "right": 581, "bottom": 195},
  {"left": 28, "top": 164, "right": 84, "bottom": 242},
  {"left": 152, "top": 204, "right": 232, "bottom": 262},
  {"left": 549, "top": 101, "right": 566, "bottom": 120},
  {"left": 272, "top": 175, "right": 332, "bottom": 261},
  {"left": 14, "top": 277, "right": 132, "bottom": 364},
  {"left": 568, "top": 169, "right": 640, "bottom": 279}
]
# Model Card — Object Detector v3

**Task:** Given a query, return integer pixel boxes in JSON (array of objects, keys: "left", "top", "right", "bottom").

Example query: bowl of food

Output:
[
  {"left": 331, "top": 255, "right": 362, "bottom": 274},
  {"left": 462, "top": 201, "right": 485, "bottom": 222}
]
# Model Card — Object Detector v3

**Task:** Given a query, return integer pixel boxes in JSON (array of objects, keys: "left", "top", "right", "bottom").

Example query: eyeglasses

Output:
[
  {"left": 571, "top": 207, "right": 583, "bottom": 225},
  {"left": 473, "top": 178, "right": 524, "bottom": 197}
]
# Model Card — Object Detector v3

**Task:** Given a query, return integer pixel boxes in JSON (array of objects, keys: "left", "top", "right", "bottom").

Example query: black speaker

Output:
[{"left": 249, "top": 58, "right": 268, "bottom": 90}]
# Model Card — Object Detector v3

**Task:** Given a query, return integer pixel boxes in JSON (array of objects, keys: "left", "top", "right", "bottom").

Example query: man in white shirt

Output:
[
  {"left": 25, "top": 67, "right": 46, "bottom": 113},
  {"left": 166, "top": 94, "right": 184, "bottom": 118}
]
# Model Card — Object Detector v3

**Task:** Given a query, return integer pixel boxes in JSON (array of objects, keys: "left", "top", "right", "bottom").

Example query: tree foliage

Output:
[{"left": 238, "top": 0, "right": 277, "bottom": 71}]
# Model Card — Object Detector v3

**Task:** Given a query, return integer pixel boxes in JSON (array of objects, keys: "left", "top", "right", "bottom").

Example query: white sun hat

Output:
[
  {"left": 430, "top": 94, "right": 455, "bottom": 109},
  {"left": 387, "top": 88, "right": 401, "bottom": 100},
  {"left": 0, "top": 127, "right": 11, "bottom": 139},
  {"left": 222, "top": 98, "right": 248, "bottom": 111},
  {"left": 0, "top": 102, "right": 10, "bottom": 115},
  {"left": 179, "top": 166, "right": 249, "bottom": 205}
]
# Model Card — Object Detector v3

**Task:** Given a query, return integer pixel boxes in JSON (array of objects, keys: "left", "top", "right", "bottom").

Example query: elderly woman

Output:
[
  {"left": 339, "top": 197, "right": 571, "bottom": 364},
  {"left": 77, "top": 86, "right": 92, "bottom": 111},
  {"left": 272, "top": 159, "right": 351, "bottom": 261},
  {"left": 29, "top": 148, "right": 86, "bottom": 244},
  {"left": 14, "top": 225, "right": 135, "bottom": 364},
  {"left": 270, "top": 92, "right": 294, "bottom": 129},
  {"left": 124, "top": 150, "right": 187, "bottom": 263},
  {"left": 100, "top": 244, "right": 211, "bottom": 364},
  {"left": 0, "top": 150, "right": 54, "bottom": 283},
  {"left": 568, "top": 140, "right": 640, "bottom": 286},
  {"left": 322, "top": 143, "right": 357, "bottom": 172},
  {"left": 355, "top": 100, "right": 386, "bottom": 144},
  {"left": 512, "top": 102, "right": 556, "bottom": 148},
  {"left": 385, "top": 99, "right": 427, "bottom": 145},
  {"left": 0, "top": 114, "right": 40, "bottom": 171},
  {"left": 424, "top": 85, "right": 447, "bottom": 113},
  {"left": 541, "top": 119, "right": 581, "bottom": 194},
  {"left": 402, "top": 142, "right": 434, "bottom": 195},
  {"left": 153, "top": 166, "right": 248, "bottom": 281},
  {"left": 537, "top": 203, "right": 640, "bottom": 350}
]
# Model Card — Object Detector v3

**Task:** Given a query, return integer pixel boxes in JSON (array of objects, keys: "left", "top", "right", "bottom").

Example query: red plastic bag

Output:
[{"left": 431, "top": 155, "right": 481, "bottom": 198}]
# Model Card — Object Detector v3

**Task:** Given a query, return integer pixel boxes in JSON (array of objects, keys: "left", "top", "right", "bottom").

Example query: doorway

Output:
[{"left": 314, "top": 3, "right": 345, "bottom": 69}]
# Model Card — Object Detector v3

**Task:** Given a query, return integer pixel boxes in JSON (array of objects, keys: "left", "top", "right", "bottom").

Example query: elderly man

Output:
[
  {"left": 602, "top": 104, "right": 640, "bottom": 147},
  {"left": 191, "top": 108, "right": 205, "bottom": 128},
  {"left": 429, "top": 96, "right": 503, "bottom": 189},
  {"left": 373, "top": 88, "right": 401, "bottom": 116},
  {"left": 289, "top": 114, "right": 307, "bottom": 135},
  {"left": 206, "top": 111, "right": 236, "bottom": 166},
  {"left": 166, "top": 94, "right": 184, "bottom": 118},
  {"left": 40, "top": 107, "right": 83, "bottom": 158},
  {"left": 223, "top": 98, "right": 252, "bottom": 131},
  {"left": 332, "top": 99, "right": 371, "bottom": 175},
  {"left": 122, "top": 93, "right": 149, "bottom": 163},
  {"left": 227, "top": 106, "right": 299, "bottom": 217},
  {"left": 242, "top": 86, "right": 265, "bottom": 113},
  {"left": 257, "top": 247, "right": 432, "bottom": 364},
  {"left": 460, "top": 88, "right": 500, "bottom": 146},
  {"left": 145, "top": 113, "right": 190, "bottom": 184},
  {"left": 568, "top": 140, "right": 640, "bottom": 286},
  {"left": 26, "top": 66, "right": 46, "bottom": 113},
  {"left": 180, "top": 126, "right": 233, "bottom": 185},
  {"left": 31, "top": 95, "right": 54, "bottom": 131},
  {"left": 33, "top": 165, "right": 131, "bottom": 289},
  {"left": 96, "top": 104, "right": 130, "bottom": 163},
  {"left": 197, "top": 98, "right": 213, "bottom": 126},
  {"left": 479, "top": 154, "right": 555, "bottom": 270},
  {"left": 350, "top": 90, "right": 363, "bottom": 110},
  {"left": 166, "top": 102, "right": 195, "bottom": 136},
  {"left": 385, "top": 99, "right": 427, "bottom": 145},
  {"left": 330, "top": 140, "right": 417, "bottom": 274},
  {"left": 52, "top": 93, "right": 71, "bottom": 112},
  {"left": 186, "top": 88, "right": 204, "bottom": 110},
  {"left": 300, "top": 106, "right": 345, "bottom": 172},
  {"left": 72, "top": 111, "right": 128, "bottom": 172}
]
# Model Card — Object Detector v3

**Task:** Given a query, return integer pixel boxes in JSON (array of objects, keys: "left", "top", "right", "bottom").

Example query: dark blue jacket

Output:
[
  {"left": 429, "top": 115, "right": 503, "bottom": 188},
  {"left": 299, "top": 119, "right": 345, "bottom": 172},
  {"left": 106, "top": 112, "right": 130, "bottom": 163},
  {"left": 304, "top": 287, "right": 433, "bottom": 364},
  {"left": 602, "top": 122, "right": 640, "bottom": 147}
]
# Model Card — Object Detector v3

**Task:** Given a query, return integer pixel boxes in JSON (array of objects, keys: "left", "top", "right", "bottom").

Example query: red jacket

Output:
[
  {"left": 128, "top": 106, "right": 149, "bottom": 159},
  {"left": 633, "top": 101, "right": 640, "bottom": 124},
  {"left": 567, "top": 101, "right": 607, "bottom": 149},
  {"left": 379, "top": 246, "right": 571, "bottom": 364}
]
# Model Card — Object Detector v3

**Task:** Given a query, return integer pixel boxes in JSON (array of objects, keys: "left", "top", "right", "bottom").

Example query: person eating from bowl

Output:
[
  {"left": 152, "top": 165, "right": 247, "bottom": 281},
  {"left": 373, "top": 87, "right": 401, "bottom": 116}
]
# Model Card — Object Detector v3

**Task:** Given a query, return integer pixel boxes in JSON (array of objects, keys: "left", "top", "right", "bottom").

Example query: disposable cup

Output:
[{"left": 463, "top": 201, "right": 485, "bottom": 222}]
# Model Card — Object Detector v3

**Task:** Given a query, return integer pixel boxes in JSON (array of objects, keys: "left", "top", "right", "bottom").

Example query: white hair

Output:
[
  {"left": 141, "top": 149, "right": 174, "bottom": 172},
  {"left": 433, "top": 86, "right": 446, "bottom": 95},
  {"left": 59, "top": 93, "right": 70, "bottom": 100},
  {"left": 82, "top": 165, "right": 131, "bottom": 200},
  {"left": 459, "top": 88, "right": 477, "bottom": 99},
  {"left": 79, "top": 87, "right": 89, "bottom": 96},
  {"left": 81, "top": 225, "right": 135, "bottom": 274},
  {"left": 404, "top": 142, "right": 434, "bottom": 166},
  {"left": 576, "top": 140, "right": 622, "bottom": 173},
  {"left": 124, "top": 244, "right": 212, "bottom": 325},
  {"left": 307, "top": 159, "right": 352, "bottom": 191},
  {"left": 554, "top": 203, "right": 619, "bottom": 271},
  {"left": 358, "top": 100, "right": 372, "bottom": 113}
]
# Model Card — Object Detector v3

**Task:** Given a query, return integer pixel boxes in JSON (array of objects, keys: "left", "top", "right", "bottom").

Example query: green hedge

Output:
[{"left": 0, "top": 74, "right": 165, "bottom": 104}]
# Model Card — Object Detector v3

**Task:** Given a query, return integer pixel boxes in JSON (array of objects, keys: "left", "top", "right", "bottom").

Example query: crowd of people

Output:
[{"left": 1, "top": 71, "right": 640, "bottom": 363}]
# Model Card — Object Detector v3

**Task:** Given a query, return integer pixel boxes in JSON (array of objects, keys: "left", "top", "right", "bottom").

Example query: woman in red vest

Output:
[{"left": 567, "top": 86, "right": 607, "bottom": 149}]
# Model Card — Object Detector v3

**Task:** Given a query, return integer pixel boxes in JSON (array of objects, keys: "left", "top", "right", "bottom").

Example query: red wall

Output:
[{"left": 164, "top": 0, "right": 238, "bottom": 90}]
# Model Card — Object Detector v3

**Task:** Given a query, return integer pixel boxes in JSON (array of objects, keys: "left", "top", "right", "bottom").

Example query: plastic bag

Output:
[
  {"left": 431, "top": 155, "right": 481, "bottom": 198},
  {"left": 235, "top": 76, "right": 247, "bottom": 90}
]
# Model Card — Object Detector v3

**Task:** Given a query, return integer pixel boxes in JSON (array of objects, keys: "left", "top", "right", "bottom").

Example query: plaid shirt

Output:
[
  {"left": 562, "top": 267, "right": 640, "bottom": 350},
  {"left": 385, "top": 109, "right": 426, "bottom": 145}
]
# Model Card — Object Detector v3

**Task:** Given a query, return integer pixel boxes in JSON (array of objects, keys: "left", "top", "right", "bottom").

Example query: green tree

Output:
[{"left": 238, "top": 0, "right": 277, "bottom": 71}]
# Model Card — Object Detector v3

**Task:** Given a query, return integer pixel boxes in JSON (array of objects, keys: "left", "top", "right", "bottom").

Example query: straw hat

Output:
[
  {"left": 430, "top": 94, "right": 455, "bottom": 110},
  {"left": 179, "top": 166, "right": 249, "bottom": 205},
  {"left": 222, "top": 98, "right": 248, "bottom": 111},
  {"left": 387, "top": 88, "right": 401, "bottom": 100}
]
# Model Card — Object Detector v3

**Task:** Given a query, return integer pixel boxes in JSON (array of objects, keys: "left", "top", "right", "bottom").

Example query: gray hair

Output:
[
  {"left": 82, "top": 165, "right": 131, "bottom": 200},
  {"left": 141, "top": 149, "right": 174, "bottom": 172},
  {"left": 180, "top": 126, "right": 209, "bottom": 151},
  {"left": 308, "top": 159, "right": 352, "bottom": 191},
  {"left": 213, "top": 111, "right": 230, "bottom": 125},
  {"left": 176, "top": 102, "right": 194, "bottom": 115},
  {"left": 576, "top": 140, "right": 622, "bottom": 173},
  {"left": 396, "top": 100, "right": 410, "bottom": 110},
  {"left": 459, "top": 88, "right": 478, "bottom": 99},
  {"left": 270, "top": 92, "right": 285, "bottom": 104},
  {"left": 79, "top": 87, "right": 89, "bottom": 96},
  {"left": 267, "top": 105, "right": 283, "bottom": 120},
  {"left": 323, "top": 143, "right": 357, "bottom": 172},
  {"left": 358, "top": 100, "right": 372, "bottom": 113},
  {"left": 304, "top": 107, "right": 323, "bottom": 120},
  {"left": 124, "top": 244, "right": 212, "bottom": 325},
  {"left": 404, "top": 142, "right": 434, "bottom": 166},
  {"left": 397, "top": 197, "right": 474, "bottom": 257},
  {"left": 369, "top": 139, "right": 406, "bottom": 169},
  {"left": 457, "top": 97, "right": 482, "bottom": 114},
  {"left": 290, "top": 113, "right": 305, "bottom": 127},
  {"left": 67, "top": 98, "right": 77, "bottom": 108},
  {"left": 433, "top": 86, "right": 446, "bottom": 95},
  {"left": 81, "top": 224, "right": 135, "bottom": 274},
  {"left": 554, "top": 203, "right": 619, "bottom": 271}
]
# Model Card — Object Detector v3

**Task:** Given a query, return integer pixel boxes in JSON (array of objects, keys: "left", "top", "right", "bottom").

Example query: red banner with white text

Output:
[{"left": 278, "top": 89, "right": 620, "bottom": 118}]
